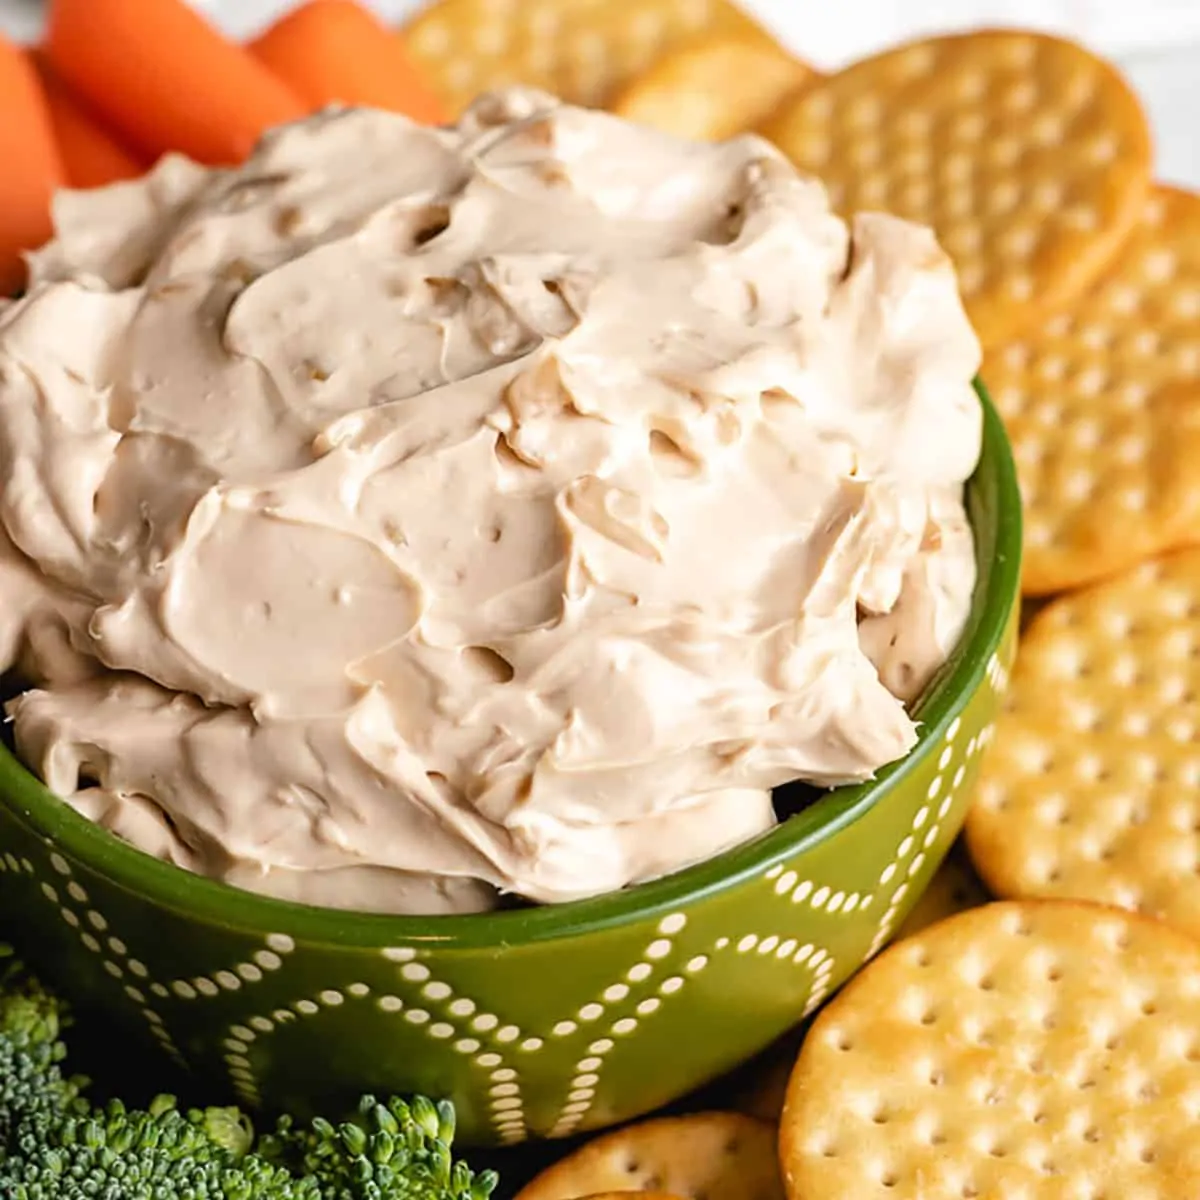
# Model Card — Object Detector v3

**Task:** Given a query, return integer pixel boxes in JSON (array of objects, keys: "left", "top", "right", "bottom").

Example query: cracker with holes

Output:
[
  {"left": 513, "top": 1112, "right": 784, "bottom": 1200},
  {"left": 987, "top": 188, "right": 1200, "bottom": 594},
  {"left": 966, "top": 549, "right": 1200, "bottom": 937},
  {"left": 611, "top": 33, "right": 817, "bottom": 141},
  {"left": 781, "top": 900, "right": 1200, "bottom": 1200},
  {"left": 403, "top": 0, "right": 773, "bottom": 114},
  {"left": 894, "top": 841, "right": 990, "bottom": 941},
  {"left": 760, "top": 30, "right": 1152, "bottom": 347}
]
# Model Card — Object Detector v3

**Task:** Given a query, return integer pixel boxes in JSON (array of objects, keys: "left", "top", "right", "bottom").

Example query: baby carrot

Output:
[
  {"left": 31, "top": 51, "right": 145, "bottom": 189},
  {"left": 251, "top": 0, "right": 447, "bottom": 124},
  {"left": 45, "top": 0, "right": 307, "bottom": 166},
  {"left": 0, "top": 34, "right": 63, "bottom": 296}
]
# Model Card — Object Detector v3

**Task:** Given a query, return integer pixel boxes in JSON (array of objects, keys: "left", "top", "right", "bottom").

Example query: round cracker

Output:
[
  {"left": 611, "top": 33, "right": 816, "bottom": 142},
  {"left": 781, "top": 900, "right": 1200, "bottom": 1200},
  {"left": 760, "top": 30, "right": 1152, "bottom": 347},
  {"left": 966, "top": 549, "right": 1200, "bottom": 938},
  {"left": 987, "top": 187, "right": 1200, "bottom": 595},
  {"left": 514, "top": 1111, "right": 784, "bottom": 1200},
  {"left": 403, "top": 0, "right": 772, "bottom": 113},
  {"left": 894, "top": 841, "right": 990, "bottom": 942},
  {"left": 578, "top": 1194, "right": 685, "bottom": 1199}
]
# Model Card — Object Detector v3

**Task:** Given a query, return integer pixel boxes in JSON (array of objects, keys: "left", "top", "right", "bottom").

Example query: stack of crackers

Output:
[{"left": 400, "top": 2, "right": 1200, "bottom": 1195}]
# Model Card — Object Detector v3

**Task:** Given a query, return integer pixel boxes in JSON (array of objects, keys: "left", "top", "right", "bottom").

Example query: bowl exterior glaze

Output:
[{"left": 0, "top": 389, "right": 1020, "bottom": 1147}]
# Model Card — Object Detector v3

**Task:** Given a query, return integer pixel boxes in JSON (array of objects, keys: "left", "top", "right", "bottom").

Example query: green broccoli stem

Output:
[{"left": 0, "top": 942, "right": 500, "bottom": 1200}]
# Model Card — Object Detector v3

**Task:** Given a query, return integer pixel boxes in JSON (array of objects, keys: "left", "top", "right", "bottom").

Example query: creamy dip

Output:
[{"left": 0, "top": 89, "right": 982, "bottom": 913}]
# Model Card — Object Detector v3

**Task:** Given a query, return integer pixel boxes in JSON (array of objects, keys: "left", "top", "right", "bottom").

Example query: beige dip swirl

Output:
[{"left": 0, "top": 89, "right": 982, "bottom": 914}]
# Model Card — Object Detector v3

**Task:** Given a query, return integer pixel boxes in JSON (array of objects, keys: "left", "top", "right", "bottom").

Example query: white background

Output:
[{"left": 2, "top": 0, "right": 1198, "bottom": 187}]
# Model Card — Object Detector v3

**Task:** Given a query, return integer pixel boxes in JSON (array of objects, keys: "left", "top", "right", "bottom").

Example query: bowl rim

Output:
[{"left": 0, "top": 379, "right": 1021, "bottom": 948}]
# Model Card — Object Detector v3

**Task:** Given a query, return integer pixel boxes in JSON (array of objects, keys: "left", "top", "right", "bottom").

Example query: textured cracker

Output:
[
  {"left": 988, "top": 187, "right": 1200, "bottom": 595},
  {"left": 781, "top": 900, "right": 1200, "bottom": 1200},
  {"left": 894, "top": 841, "right": 991, "bottom": 941},
  {"left": 966, "top": 549, "right": 1200, "bottom": 938},
  {"left": 611, "top": 33, "right": 816, "bottom": 141},
  {"left": 403, "top": 0, "right": 771, "bottom": 113},
  {"left": 760, "top": 30, "right": 1152, "bottom": 347},
  {"left": 514, "top": 1112, "right": 784, "bottom": 1200}
]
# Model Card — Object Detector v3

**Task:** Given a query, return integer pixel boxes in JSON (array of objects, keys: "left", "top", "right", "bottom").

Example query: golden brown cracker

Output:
[
  {"left": 966, "top": 549, "right": 1200, "bottom": 939},
  {"left": 760, "top": 30, "right": 1152, "bottom": 347},
  {"left": 514, "top": 1111, "right": 784, "bottom": 1200},
  {"left": 988, "top": 187, "right": 1200, "bottom": 595},
  {"left": 403, "top": 0, "right": 773, "bottom": 114},
  {"left": 611, "top": 33, "right": 816, "bottom": 141},
  {"left": 781, "top": 900, "right": 1200, "bottom": 1200},
  {"left": 894, "top": 841, "right": 990, "bottom": 941}
]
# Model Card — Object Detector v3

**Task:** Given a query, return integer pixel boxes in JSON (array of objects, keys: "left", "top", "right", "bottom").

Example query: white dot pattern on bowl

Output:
[
  {"left": 224, "top": 946, "right": 543, "bottom": 1143},
  {"left": 2, "top": 639, "right": 1011, "bottom": 1144},
  {"left": 857, "top": 656, "right": 1007, "bottom": 961},
  {"left": 546, "top": 920, "right": 692, "bottom": 1137},
  {"left": 12, "top": 852, "right": 195, "bottom": 1071},
  {"left": 11, "top": 841, "right": 328, "bottom": 1112}
]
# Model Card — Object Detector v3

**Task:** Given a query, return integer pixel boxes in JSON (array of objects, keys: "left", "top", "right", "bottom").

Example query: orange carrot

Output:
[
  {"left": 45, "top": 0, "right": 307, "bottom": 166},
  {"left": 0, "top": 34, "right": 63, "bottom": 296},
  {"left": 250, "top": 0, "right": 446, "bottom": 124},
  {"left": 31, "top": 51, "right": 146, "bottom": 190}
]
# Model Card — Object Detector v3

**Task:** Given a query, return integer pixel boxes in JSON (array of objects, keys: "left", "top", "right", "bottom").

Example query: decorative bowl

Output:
[{"left": 0, "top": 381, "right": 1021, "bottom": 1147}]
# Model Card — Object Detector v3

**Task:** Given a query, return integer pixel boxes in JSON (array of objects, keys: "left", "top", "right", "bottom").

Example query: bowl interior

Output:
[{"left": 0, "top": 380, "right": 1021, "bottom": 947}]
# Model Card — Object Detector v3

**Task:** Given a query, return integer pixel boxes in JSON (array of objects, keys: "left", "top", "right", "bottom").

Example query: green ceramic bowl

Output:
[{"left": 0, "top": 382, "right": 1021, "bottom": 1147}]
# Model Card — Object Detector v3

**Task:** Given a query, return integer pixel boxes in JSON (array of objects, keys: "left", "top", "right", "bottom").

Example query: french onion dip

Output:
[{"left": 0, "top": 89, "right": 982, "bottom": 914}]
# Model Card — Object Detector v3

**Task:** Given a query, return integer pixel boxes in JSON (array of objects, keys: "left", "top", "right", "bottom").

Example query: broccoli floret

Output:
[
  {"left": 0, "top": 946, "right": 87, "bottom": 1155},
  {"left": 0, "top": 944, "right": 499, "bottom": 1200},
  {"left": 262, "top": 1094, "right": 498, "bottom": 1199}
]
